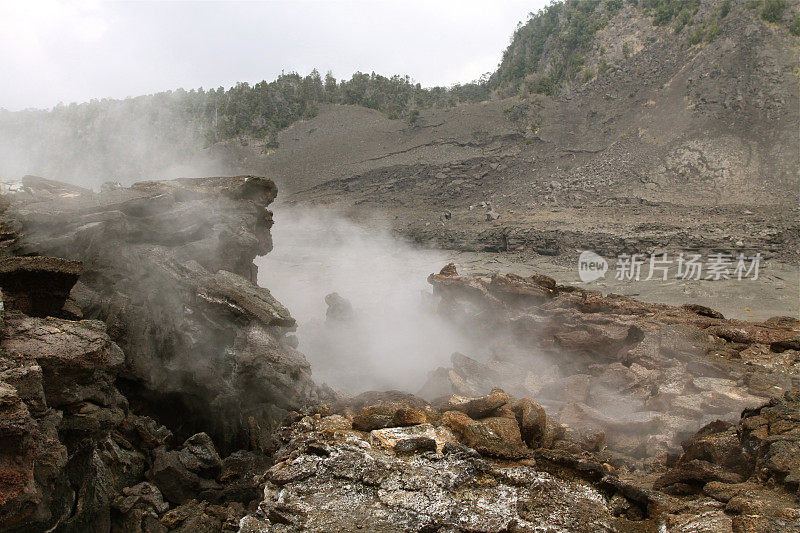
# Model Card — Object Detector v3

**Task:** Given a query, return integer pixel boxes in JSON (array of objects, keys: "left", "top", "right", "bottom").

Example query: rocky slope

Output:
[
  {"left": 0, "top": 175, "right": 797, "bottom": 532},
  {"left": 250, "top": 0, "right": 799, "bottom": 264},
  {"left": 0, "top": 175, "right": 329, "bottom": 531},
  {"left": 2, "top": 175, "right": 322, "bottom": 453},
  {"left": 239, "top": 264, "right": 800, "bottom": 532}
]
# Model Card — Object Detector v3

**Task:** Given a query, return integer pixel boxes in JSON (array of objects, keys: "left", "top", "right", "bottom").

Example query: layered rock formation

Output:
[
  {"left": 2, "top": 175, "right": 321, "bottom": 453},
  {"left": 0, "top": 178, "right": 798, "bottom": 532},
  {"left": 240, "top": 387, "right": 799, "bottom": 531},
  {"left": 0, "top": 176, "right": 323, "bottom": 532},
  {"left": 422, "top": 264, "right": 799, "bottom": 464}
]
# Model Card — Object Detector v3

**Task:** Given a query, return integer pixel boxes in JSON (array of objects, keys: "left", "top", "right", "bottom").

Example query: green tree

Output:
[
  {"left": 790, "top": 15, "right": 800, "bottom": 35},
  {"left": 761, "top": 0, "right": 786, "bottom": 22}
]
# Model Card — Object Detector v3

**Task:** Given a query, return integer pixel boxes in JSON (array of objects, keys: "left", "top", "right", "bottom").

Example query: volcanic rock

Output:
[
  {"left": 324, "top": 292, "right": 355, "bottom": 322},
  {"left": 240, "top": 415, "right": 616, "bottom": 532},
  {"left": 510, "top": 397, "right": 547, "bottom": 448},
  {"left": 653, "top": 459, "right": 743, "bottom": 494},
  {"left": 146, "top": 442, "right": 222, "bottom": 505},
  {"left": 393, "top": 436, "right": 437, "bottom": 454},
  {"left": 448, "top": 387, "right": 510, "bottom": 419},
  {"left": 1, "top": 176, "right": 321, "bottom": 452},
  {"left": 0, "top": 256, "right": 82, "bottom": 317}
]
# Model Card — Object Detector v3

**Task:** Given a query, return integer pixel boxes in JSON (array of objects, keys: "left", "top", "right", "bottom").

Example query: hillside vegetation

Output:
[{"left": 0, "top": 0, "right": 797, "bottom": 187}]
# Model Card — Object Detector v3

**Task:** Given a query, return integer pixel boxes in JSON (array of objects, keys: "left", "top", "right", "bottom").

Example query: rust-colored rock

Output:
[
  {"left": 440, "top": 410, "right": 472, "bottom": 434},
  {"left": 510, "top": 397, "right": 547, "bottom": 448},
  {"left": 352, "top": 402, "right": 428, "bottom": 431},
  {"left": 449, "top": 388, "right": 510, "bottom": 419}
]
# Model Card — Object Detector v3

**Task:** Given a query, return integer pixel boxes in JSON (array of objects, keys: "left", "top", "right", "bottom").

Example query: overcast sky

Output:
[{"left": 0, "top": 0, "right": 548, "bottom": 111}]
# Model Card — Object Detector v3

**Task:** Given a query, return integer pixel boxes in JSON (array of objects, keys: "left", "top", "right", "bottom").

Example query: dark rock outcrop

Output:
[
  {"left": 0, "top": 256, "right": 82, "bottom": 317},
  {"left": 324, "top": 292, "right": 355, "bottom": 322},
  {"left": 0, "top": 176, "right": 317, "bottom": 532},
  {"left": 1, "top": 176, "right": 321, "bottom": 453}
]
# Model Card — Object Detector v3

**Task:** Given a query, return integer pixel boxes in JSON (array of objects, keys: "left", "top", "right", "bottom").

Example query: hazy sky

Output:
[{"left": 0, "top": 0, "right": 548, "bottom": 111}]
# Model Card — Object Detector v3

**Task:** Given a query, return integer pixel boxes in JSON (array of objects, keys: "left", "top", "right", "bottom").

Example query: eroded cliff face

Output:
[
  {"left": 0, "top": 176, "right": 325, "bottom": 532},
  {"left": 2, "top": 175, "right": 321, "bottom": 453}
]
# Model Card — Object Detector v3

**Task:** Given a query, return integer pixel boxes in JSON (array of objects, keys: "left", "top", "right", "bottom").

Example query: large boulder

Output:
[
  {"left": 352, "top": 402, "right": 429, "bottom": 431},
  {"left": 510, "top": 397, "right": 547, "bottom": 448},
  {"left": 448, "top": 387, "right": 510, "bottom": 419},
  {"left": 441, "top": 409, "right": 530, "bottom": 459}
]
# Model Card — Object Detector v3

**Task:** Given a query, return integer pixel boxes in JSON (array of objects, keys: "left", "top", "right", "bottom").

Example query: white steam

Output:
[
  {"left": 0, "top": 97, "right": 237, "bottom": 190},
  {"left": 256, "top": 206, "right": 478, "bottom": 393}
]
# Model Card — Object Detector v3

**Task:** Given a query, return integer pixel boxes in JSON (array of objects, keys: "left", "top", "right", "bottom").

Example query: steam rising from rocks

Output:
[
  {"left": 256, "top": 206, "right": 480, "bottom": 393},
  {"left": 0, "top": 100, "right": 231, "bottom": 190}
]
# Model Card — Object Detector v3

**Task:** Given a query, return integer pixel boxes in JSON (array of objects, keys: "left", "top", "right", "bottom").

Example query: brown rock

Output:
[
  {"left": 1, "top": 314, "right": 124, "bottom": 374},
  {"left": 488, "top": 273, "right": 553, "bottom": 303},
  {"left": 0, "top": 256, "right": 82, "bottom": 317},
  {"left": 438, "top": 263, "right": 459, "bottom": 277},
  {"left": 316, "top": 414, "right": 352, "bottom": 432},
  {"left": 392, "top": 408, "right": 428, "bottom": 427},
  {"left": 738, "top": 390, "right": 800, "bottom": 488},
  {"left": 494, "top": 404, "right": 517, "bottom": 420},
  {"left": 553, "top": 322, "right": 638, "bottom": 357},
  {"left": 679, "top": 420, "right": 752, "bottom": 477},
  {"left": 449, "top": 388, "right": 510, "bottom": 419},
  {"left": 440, "top": 410, "right": 472, "bottom": 434},
  {"left": 352, "top": 402, "right": 428, "bottom": 431},
  {"left": 345, "top": 390, "right": 430, "bottom": 413},
  {"left": 510, "top": 397, "right": 547, "bottom": 448},
  {"left": 681, "top": 303, "right": 725, "bottom": 319},
  {"left": 703, "top": 481, "right": 749, "bottom": 503},
  {"left": 540, "top": 418, "right": 566, "bottom": 449},
  {"left": 654, "top": 459, "right": 743, "bottom": 493},
  {"left": 461, "top": 416, "right": 530, "bottom": 459}
]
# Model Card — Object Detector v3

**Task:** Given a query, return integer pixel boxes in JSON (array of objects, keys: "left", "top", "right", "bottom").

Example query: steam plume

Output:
[{"left": 256, "top": 205, "right": 480, "bottom": 393}]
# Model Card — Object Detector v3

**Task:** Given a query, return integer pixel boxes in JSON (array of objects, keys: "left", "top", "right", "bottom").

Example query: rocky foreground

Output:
[{"left": 0, "top": 176, "right": 797, "bottom": 532}]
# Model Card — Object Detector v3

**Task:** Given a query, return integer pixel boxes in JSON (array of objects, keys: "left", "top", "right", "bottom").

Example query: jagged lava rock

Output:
[
  {"left": 1, "top": 175, "right": 322, "bottom": 452},
  {"left": 0, "top": 256, "right": 82, "bottom": 317}
]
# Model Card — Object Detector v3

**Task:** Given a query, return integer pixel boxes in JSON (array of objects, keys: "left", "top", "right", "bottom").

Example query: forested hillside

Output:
[
  {"left": 491, "top": 0, "right": 797, "bottom": 94},
  {"left": 0, "top": 0, "right": 797, "bottom": 188}
]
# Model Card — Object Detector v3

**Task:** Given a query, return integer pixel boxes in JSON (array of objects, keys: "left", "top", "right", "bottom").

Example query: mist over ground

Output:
[
  {"left": 0, "top": 96, "right": 231, "bottom": 190},
  {"left": 256, "top": 206, "right": 482, "bottom": 393}
]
